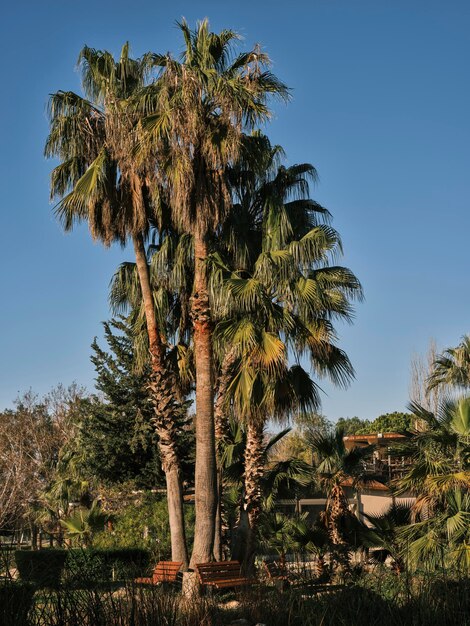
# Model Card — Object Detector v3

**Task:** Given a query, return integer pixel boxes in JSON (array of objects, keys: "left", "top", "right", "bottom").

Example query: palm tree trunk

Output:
[
  {"left": 314, "top": 554, "right": 325, "bottom": 579},
  {"left": 213, "top": 348, "right": 236, "bottom": 560},
  {"left": 326, "top": 482, "right": 349, "bottom": 546},
  {"left": 190, "top": 233, "right": 217, "bottom": 567},
  {"left": 133, "top": 234, "right": 189, "bottom": 568},
  {"left": 242, "top": 419, "right": 265, "bottom": 570}
]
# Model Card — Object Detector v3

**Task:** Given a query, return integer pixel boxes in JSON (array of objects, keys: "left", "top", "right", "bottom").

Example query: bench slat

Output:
[
  {"left": 195, "top": 560, "right": 255, "bottom": 590},
  {"left": 136, "top": 561, "right": 182, "bottom": 585}
]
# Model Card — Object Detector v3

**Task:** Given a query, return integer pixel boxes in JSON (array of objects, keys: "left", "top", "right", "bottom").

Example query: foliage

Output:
[
  {"left": 395, "top": 397, "right": 470, "bottom": 572},
  {"left": 92, "top": 494, "right": 194, "bottom": 562},
  {"left": 15, "top": 549, "right": 67, "bottom": 588},
  {"left": 61, "top": 501, "right": 110, "bottom": 547},
  {"left": 336, "top": 412, "right": 412, "bottom": 435},
  {"left": 80, "top": 318, "right": 163, "bottom": 487},
  {"left": 428, "top": 334, "right": 470, "bottom": 391},
  {"left": 359, "top": 501, "right": 414, "bottom": 571},
  {"left": 14, "top": 547, "right": 150, "bottom": 591},
  {"left": 0, "top": 385, "right": 87, "bottom": 534},
  {"left": 0, "top": 581, "right": 35, "bottom": 626},
  {"left": 13, "top": 576, "right": 470, "bottom": 626},
  {"left": 270, "top": 414, "right": 333, "bottom": 463},
  {"left": 64, "top": 548, "right": 150, "bottom": 585}
]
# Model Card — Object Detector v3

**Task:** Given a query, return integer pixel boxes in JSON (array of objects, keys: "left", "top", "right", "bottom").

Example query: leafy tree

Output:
[
  {"left": 93, "top": 493, "right": 195, "bottom": 561},
  {"left": 365, "top": 412, "right": 412, "bottom": 434},
  {"left": 336, "top": 412, "right": 412, "bottom": 435},
  {"left": 0, "top": 386, "right": 85, "bottom": 541},
  {"left": 335, "top": 416, "right": 369, "bottom": 435}
]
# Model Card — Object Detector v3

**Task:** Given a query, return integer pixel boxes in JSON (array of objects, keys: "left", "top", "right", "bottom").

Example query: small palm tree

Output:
[
  {"left": 258, "top": 511, "right": 297, "bottom": 572},
  {"left": 399, "top": 488, "right": 470, "bottom": 573},
  {"left": 61, "top": 501, "right": 109, "bottom": 547},
  {"left": 360, "top": 501, "right": 413, "bottom": 572},
  {"left": 396, "top": 398, "right": 470, "bottom": 509},
  {"left": 308, "top": 429, "right": 375, "bottom": 546},
  {"left": 290, "top": 514, "right": 330, "bottom": 579},
  {"left": 219, "top": 422, "right": 311, "bottom": 560}
]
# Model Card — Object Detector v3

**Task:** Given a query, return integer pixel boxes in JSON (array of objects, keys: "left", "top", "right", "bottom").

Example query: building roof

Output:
[{"left": 343, "top": 432, "right": 407, "bottom": 446}]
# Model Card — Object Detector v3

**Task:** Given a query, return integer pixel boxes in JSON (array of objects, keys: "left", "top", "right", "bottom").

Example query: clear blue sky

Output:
[{"left": 1, "top": 1, "right": 469, "bottom": 420}]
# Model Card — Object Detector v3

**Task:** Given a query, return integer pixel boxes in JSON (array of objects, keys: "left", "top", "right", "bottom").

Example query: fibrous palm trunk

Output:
[
  {"left": 133, "top": 234, "right": 189, "bottom": 568},
  {"left": 314, "top": 554, "right": 326, "bottom": 579},
  {"left": 213, "top": 349, "right": 237, "bottom": 560},
  {"left": 242, "top": 419, "right": 265, "bottom": 570},
  {"left": 326, "top": 482, "right": 350, "bottom": 546},
  {"left": 190, "top": 234, "right": 217, "bottom": 567}
]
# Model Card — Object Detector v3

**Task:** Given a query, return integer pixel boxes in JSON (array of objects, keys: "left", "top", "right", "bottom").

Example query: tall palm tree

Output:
[
  {"left": 211, "top": 136, "right": 363, "bottom": 562},
  {"left": 427, "top": 335, "right": 470, "bottom": 392},
  {"left": 45, "top": 45, "right": 189, "bottom": 566},
  {"left": 138, "top": 20, "right": 289, "bottom": 565}
]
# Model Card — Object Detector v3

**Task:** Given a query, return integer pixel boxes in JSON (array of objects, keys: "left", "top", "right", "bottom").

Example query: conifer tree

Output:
[{"left": 81, "top": 318, "right": 194, "bottom": 487}]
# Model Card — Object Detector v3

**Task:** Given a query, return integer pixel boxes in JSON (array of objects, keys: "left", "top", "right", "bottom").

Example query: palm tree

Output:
[
  {"left": 399, "top": 489, "right": 470, "bottom": 573},
  {"left": 395, "top": 398, "right": 470, "bottom": 573},
  {"left": 45, "top": 45, "right": 189, "bottom": 566},
  {"left": 220, "top": 421, "right": 311, "bottom": 561},
  {"left": 211, "top": 136, "right": 362, "bottom": 563},
  {"left": 396, "top": 397, "right": 470, "bottom": 522},
  {"left": 308, "top": 429, "right": 375, "bottom": 546},
  {"left": 427, "top": 335, "right": 470, "bottom": 392},
  {"left": 60, "top": 500, "right": 109, "bottom": 548},
  {"left": 137, "top": 20, "right": 289, "bottom": 565},
  {"left": 359, "top": 501, "right": 413, "bottom": 572}
]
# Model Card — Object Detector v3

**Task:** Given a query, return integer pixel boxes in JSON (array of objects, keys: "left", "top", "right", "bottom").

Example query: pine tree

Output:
[{"left": 81, "top": 318, "right": 194, "bottom": 488}]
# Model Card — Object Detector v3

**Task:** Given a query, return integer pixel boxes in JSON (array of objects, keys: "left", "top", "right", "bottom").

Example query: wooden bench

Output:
[
  {"left": 135, "top": 560, "right": 182, "bottom": 585},
  {"left": 195, "top": 560, "right": 255, "bottom": 590},
  {"left": 264, "top": 560, "right": 289, "bottom": 581},
  {"left": 263, "top": 561, "right": 343, "bottom": 594}
]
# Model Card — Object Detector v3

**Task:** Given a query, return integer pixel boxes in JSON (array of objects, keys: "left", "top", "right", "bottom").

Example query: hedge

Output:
[
  {"left": 15, "top": 549, "right": 66, "bottom": 588},
  {"left": 64, "top": 548, "right": 150, "bottom": 585},
  {"left": 15, "top": 548, "right": 150, "bottom": 588},
  {"left": 0, "top": 582, "right": 35, "bottom": 626}
]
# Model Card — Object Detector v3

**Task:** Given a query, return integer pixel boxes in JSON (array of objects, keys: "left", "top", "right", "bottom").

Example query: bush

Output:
[
  {"left": 92, "top": 494, "right": 194, "bottom": 561},
  {"left": 0, "top": 582, "right": 35, "bottom": 626},
  {"left": 15, "top": 547, "right": 150, "bottom": 589},
  {"left": 15, "top": 549, "right": 66, "bottom": 588},
  {"left": 64, "top": 548, "right": 150, "bottom": 585}
]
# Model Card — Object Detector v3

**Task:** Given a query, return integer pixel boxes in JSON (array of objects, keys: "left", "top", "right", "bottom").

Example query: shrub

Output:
[
  {"left": 92, "top": 494, "right": 194, "bottom": 562},
  {"left": 15, "top": 547, "right": 150, "bottom": 589},
  {"left": 64, "top": 548, "right": 150, "bottom": 586},
  {"left": 15, "top": 549, "right": 66, "bottom": 588},
  {"left": 0, "top": 582, "right": 35, "bottom": 626}
]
